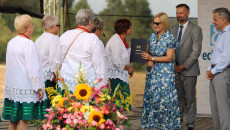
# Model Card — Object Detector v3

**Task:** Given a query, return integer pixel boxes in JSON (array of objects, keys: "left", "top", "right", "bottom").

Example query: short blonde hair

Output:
[
  {"left": 14, "top": 14, "right": 33, "bottom": 33},
  {"left": 152, "top": 12, "right": 170, "bottom": 32},
  {"left": 42, "top": 15, "right": 60, "bottom": 29}
]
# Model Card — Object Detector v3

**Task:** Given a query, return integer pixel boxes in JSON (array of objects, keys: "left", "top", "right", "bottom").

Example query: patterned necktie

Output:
[{"left": 175, "top": 25, "right": 184, "bottom": 64}]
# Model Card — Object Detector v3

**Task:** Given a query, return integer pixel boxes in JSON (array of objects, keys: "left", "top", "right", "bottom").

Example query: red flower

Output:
[{"left": 58, "top": 78, "right": 64, "bottom": 81}]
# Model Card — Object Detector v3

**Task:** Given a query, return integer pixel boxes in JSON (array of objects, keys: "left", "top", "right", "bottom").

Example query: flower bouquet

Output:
[{"left": 42, "top": 64, "right": 133, "bottom": 130}]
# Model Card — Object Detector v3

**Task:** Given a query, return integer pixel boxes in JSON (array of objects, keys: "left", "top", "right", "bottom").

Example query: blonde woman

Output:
[
  {"left": 2, "top": 14, "right": 47, "bottom": 130},
  {"left": 141, "top": 12, "right": 181, "bottom": 129}
]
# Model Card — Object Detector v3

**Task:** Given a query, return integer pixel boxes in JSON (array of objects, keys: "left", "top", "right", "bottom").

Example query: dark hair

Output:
[
  {"left": 213, "top": 8, "right": 230, "bottom": 22},
  {"left": 176, "top": 4, "right": 190, "bottom": 11},
  {"left": 114, "top": 19, "right": 132, "bottom": 34}
]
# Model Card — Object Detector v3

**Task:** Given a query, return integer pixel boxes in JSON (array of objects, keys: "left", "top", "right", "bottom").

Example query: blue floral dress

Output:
[{"left": 141, "top": 31, "right": 181, "bottom": 129}]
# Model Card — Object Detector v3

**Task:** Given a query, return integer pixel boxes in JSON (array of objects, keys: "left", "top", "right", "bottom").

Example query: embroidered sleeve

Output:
[
  {"left": 55, "top": 38, "right": 63, "bottom": 69},
  {"left": 92, "top": 38, "right": 108, "bottom": 85},
  {"left": 49, "top": 36, "right": 59, "bottom": 73},
  {"left": 109, "top": 37, "right": 126, "bottom": 71},
  {"left": 24, "top": 41, "right": 44, "bottom": 91}
]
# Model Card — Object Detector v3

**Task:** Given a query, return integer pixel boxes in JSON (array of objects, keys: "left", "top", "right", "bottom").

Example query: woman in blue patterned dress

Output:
[{"left": 141, "top": 12, "right": 181, "bottom": 129}]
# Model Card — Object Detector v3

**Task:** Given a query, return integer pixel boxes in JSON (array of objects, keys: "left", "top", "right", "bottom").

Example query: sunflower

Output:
[
  {"left": 89, "top": 111, "right": 105, "bottom": 126},
  {"left": 74, "top": 83, "right": 92, "bottom": 101}
]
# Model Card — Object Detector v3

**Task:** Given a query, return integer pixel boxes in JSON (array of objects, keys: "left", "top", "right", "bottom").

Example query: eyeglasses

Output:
[
  {"left": 56, "top": 25, "right": 61, "bottom": 27},
  {"left": 153, "top": 22, "right": 162, "bottom": 26}
]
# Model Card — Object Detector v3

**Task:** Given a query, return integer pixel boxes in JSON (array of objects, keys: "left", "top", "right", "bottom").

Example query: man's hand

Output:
[
  {"left": 147, "top": 61, "right": 154, "bottom": 68},
  {"left": 175, "top": 65, "right": 185, "bottom": 73},
  {"left": 206, "top": 70, "right": 214, "bottom": 80},
  {"left": 38, "top": 89, "right": 44, "bottom": 100}
]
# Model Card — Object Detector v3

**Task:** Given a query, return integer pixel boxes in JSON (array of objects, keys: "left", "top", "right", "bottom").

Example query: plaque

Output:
[{"left": 130, "top": 39, "right": 147, "bottom": 63}]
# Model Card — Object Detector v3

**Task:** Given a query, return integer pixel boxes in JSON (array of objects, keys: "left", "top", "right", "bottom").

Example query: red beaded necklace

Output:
[
  {"left": 77, "top": 26, "right": 91, "bottom": 33},
  {"left": 119, "top": 34, "right": 129, "bottom": 49},
  {"left": 19, "top": 33, "right": 30, "bottom": 39}
]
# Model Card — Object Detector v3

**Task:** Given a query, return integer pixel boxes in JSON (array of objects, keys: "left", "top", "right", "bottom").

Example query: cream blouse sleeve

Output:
[
  {"left": 109, "top": 37, "right": 126, "bottom": 71},
  {"left": 91, "top": 37, "right": 108, "bottom": 84},
  {"left": 24, "top": 41, "right": 44, "bottom": 91}
]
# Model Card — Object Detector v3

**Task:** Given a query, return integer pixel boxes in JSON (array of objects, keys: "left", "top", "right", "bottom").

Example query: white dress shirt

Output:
[
  {"left": 5, "top": 36, "right": 46, "bottom": 103},
  {"left": 178, "top": 20, "right": 189, "bottom": 39},
  {"left": 55, "top": 29, "right": 107, "bottom": 91},
  {"left": 35, "top": 32, "right": 59, "bottom": 81},
  {"left": 105, "top": 34, "right": 131, "bottom": 84}
]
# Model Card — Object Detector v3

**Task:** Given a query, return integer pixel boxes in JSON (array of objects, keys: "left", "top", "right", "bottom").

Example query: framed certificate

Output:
[{"left": 130, "top": 39, "right": 147, "bottom": 63}]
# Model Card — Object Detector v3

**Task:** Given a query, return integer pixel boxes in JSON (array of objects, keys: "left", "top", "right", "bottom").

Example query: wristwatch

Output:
[{"left": 152, "top": 57, "right": 155, "bottom": 61}]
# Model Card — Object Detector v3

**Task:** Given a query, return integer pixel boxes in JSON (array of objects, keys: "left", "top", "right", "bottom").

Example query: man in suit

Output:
[
  {"left": 206, "top": 8, "right": 230, "bottom": 130},
  {"left": 170, "top": 4, "right": 203, "bottom": 130}
]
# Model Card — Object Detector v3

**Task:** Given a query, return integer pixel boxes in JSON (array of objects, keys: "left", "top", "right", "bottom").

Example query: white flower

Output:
[
  {"left": 80, "top": 68, "right": 86, "bottom": 75},
  {"left": 83, "top": 112, "right": 90, "bottom": 119}
]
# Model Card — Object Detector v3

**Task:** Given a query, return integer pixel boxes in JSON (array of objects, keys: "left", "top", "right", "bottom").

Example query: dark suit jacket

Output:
[{"left": 170, "top": 21, "right": 203, "bottom": 76}]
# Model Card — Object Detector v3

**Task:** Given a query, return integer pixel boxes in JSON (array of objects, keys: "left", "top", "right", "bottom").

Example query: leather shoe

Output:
[{"left": 188, "top": 127, "right": 194, "bottom": 130}]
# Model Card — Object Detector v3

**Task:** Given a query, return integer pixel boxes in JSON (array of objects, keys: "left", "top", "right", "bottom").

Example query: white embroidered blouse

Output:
[
  {"left": 5, "top": 36, "right": 47, "bottom": 103},
  {"left": 55, "top": 29, "right": 107, "bottom": 91},
  {"left": 105, "top": 34, "right": 131, "bottom": 84},
  {"left": 35, "top": 32, "right": 59, "bottom": 81}
]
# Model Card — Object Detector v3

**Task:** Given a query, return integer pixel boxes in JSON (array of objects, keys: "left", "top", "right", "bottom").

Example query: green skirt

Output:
[
  {"left": 110, "top": 78, "right": 132, "bottom": 111},
  {"left": 45, "top": 80, "right": 57, "bottom": 107},
  {"left": 2, "top": 98, "right": 48, "bottom": 122}
]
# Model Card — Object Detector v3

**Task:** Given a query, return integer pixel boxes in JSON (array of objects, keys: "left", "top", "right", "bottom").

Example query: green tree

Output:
[
  {"left": 123, "top": 0, "right": 153, "bottom": 72},
  {"left": 30, "top": 18, "right": 44, "bottom": 41},
  {"left": 0, "top": 13, "right": 15, "bottom": 63},
  {"left": 1, "top": 13, "right": 17, "bottom": 32},
  {"left": 67, "top": 0, "right": 91, "bottom": 30},
  {"left": 68, "top": 0, "right": 75, "bottom": 8},
  {"left": 100, "top": 0, "right": 152, "bottom": 72},
  {"left": 99, "top": 0, "right": 126, "bottom": 44},
  {"left": 0, "top": 13, "right": 44, "bottom": 63}
]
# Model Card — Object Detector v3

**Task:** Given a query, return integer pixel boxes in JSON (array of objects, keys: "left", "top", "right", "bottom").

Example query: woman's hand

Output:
[
  {"left": 141, "top": 52, "right": 153, "bottom": 61},
  {"left": 51, "top": 72, "right": 56, "bottom": 82},
  {"left": 128, "top": 66, "right": 134, "bottom": 78},
  {"left": 107, "top": 79, "right": 112, "bottom": 93},
  {"left": 147, "top": 61, "right": 154, "bottom": 68},
  {"left": 38, "top": 89, "right": 44, "bottom": 100},
  {"left": 125, "top": 65, "right": 134, "bottom": 78}
]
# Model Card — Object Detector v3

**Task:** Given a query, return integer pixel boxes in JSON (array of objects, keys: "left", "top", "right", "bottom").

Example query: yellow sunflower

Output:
[
  {"left": 89, "top": 111, "right": 105, "bottom": 126},
  {"left": 74, "top": 83, "right": 92, "bottom": 101}
]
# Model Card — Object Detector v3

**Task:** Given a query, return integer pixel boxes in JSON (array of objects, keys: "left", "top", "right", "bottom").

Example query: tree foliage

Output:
[
  {"left": 68, "top": 0, "right": 91, "bottom": 30},
  {"left": 99, "top": 0, "right": 153, "bottom": 72},
  {"left": 0, "top": 13, "right": 44, "bottom": 63},
  {"left": 0, "top": 14, "right": 14, "bottom": 63}
]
